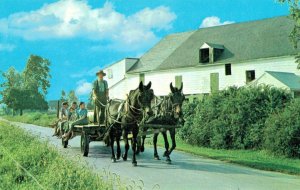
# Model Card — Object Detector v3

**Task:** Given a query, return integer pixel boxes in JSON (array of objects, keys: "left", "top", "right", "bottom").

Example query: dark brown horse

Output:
[
  {"left": 140, "top": 82, "right": 185, "bottom": 163},
  {"left": 105, "top": 81, "right": 154, "bottom": 166}
]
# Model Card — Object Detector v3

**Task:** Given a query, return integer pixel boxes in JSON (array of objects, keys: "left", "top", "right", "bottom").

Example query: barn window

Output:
[
  {"left": 107, "top": 69, "right": 113, "bottom": 79},
  {"left": 199, "top": 43, "right": 224, "bottom": 64},
  {"left": 199, "top": 48, "right": 209, "bottom": 63},
  {"left": 246, "top": 70, "right": 255, "bottom": 83},
  {"left": 225, "top": 64, "right": 231, "bottom": 75}
]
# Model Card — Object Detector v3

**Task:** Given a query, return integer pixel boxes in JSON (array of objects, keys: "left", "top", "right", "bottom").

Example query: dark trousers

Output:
[{"left": 94, "top": 97, "right": 107, "bottom": 125}]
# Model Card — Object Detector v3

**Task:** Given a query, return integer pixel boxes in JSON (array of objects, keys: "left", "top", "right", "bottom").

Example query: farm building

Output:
[{"left": 103, "top": 16, "right": 300, "bottom": 100}]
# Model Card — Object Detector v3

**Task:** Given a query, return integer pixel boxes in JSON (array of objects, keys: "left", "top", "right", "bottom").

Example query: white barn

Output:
[{"left": 103, "top": 16, "right": 300, "bottom": 100}]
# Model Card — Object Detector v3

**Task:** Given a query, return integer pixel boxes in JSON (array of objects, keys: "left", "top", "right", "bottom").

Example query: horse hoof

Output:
[
  {"left": 111, "top": 158, "right": 116, "bottom": 163},
  {"left": 154, "top": 156, "right": 160, "bottom": 160},
  {"left": 122, "top": 156, "right": 127, "bottom": 161},
  {"left": 117, "top": 156, "right": 121, "bottom": 160},
  {"left": 166, "top": 158, "right": 172, "bottom": 164},
  {"left": 132, "top": 162, "right": 137, "bottom": 167}
]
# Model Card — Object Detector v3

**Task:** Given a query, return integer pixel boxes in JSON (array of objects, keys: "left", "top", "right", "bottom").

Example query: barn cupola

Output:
[{"left": 199, "top": 42, "right": 224, "bottom": 64}]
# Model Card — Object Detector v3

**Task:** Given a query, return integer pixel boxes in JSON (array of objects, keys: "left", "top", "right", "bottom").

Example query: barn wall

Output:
[
  {"left": 103, "top": 59, "right": 126, "bottom": 88},
  {"left": 140, "top": 56, "right": 299, "bottom": 96},
  {"left": 108, "top": 56, "right": 299, "bottom": 98}
]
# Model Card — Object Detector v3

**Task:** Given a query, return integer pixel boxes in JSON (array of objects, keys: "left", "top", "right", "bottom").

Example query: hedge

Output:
[{"left": 179, "top": 85, "right": 295, "bottom": 156}]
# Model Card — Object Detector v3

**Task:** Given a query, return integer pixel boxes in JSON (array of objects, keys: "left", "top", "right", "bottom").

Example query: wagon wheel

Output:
[
  {"left": 81, "top": 131, "right": 89, "bottom": 157},
  {"left": 62, "top": 139, "right": 68, "bottom": 148}
]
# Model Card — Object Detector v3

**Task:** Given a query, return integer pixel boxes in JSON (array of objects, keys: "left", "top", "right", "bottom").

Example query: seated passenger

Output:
[
  {"left": 68, "top": 101, "right": 78, "bottom": 121},
  {"left": 63, "top": 102, "right": 89, "bottom": 140},
  {"left": 53, "top": 101, "right": 69, "bottom": 137}
]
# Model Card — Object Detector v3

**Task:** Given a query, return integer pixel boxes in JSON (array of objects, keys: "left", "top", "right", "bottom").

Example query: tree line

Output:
[{"left": 0, "top": 55, "right": 51, "bottom": 115}]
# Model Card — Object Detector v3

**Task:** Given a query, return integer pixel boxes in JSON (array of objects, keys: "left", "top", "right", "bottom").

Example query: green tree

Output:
[
  {"left": 67, "top": 90, "right": 78, "bottom": 105},
  {"left": 279, "top": 0, "right": 300, "bottom": 66},
  {"left": 23, "top": 54, "right": 51, "bottom": 95},
  {"left": 0, "top": 55, "right": 51, "bottom": 115},
  {"left": 0, "top": 67, "right": 23, "bottom": 115},
  {"left": 61, "top": 90, "right": 66, "bottom": 101}
]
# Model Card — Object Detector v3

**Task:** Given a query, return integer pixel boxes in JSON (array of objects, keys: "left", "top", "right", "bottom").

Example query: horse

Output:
[
  {"left": 105, "top": 81, "right": 154, "bottom": 166},
  {"left": 140, "top": 82, "right": 185, "bottom": 163}
]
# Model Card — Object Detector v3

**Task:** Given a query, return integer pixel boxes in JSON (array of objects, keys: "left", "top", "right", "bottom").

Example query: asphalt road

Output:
[{"left": 4, "top": 120, "right": 300, "bottom": 190}]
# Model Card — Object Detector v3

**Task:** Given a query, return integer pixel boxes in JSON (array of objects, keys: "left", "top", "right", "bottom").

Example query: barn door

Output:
[
  {"left": 210, "top": 73, "right": 219, "bottom": 93},
  {"left": 175, "top": 75, "right": 182, "bottom": 88}
]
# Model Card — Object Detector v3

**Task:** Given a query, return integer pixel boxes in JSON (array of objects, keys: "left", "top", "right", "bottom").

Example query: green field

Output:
[
  {"left": 2, "top": 112, "right": 57, "bottom": 127},
  {"left": 0, "top": 121, "right": 130, "bottom": 190},
  {"left": 148, "top": 135, "right": 300, "bottom": 175}
]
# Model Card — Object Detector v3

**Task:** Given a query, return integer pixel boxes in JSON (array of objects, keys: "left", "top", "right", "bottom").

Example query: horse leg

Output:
[
  {"left": 122, "top": 130, "right": 129, "bottom": 161},
  {"left": 116, "top": 130, "right": 121, "bottom": 160},
  {"left": 168, "top": 129, "right": 176, "bottom": 159},
  {"left": 131, "top": 128, "right": 138, "bottom": 166},
  {"left": 162, "top": 131, "right": 169, "bottom": 157},
  {"left": 140, "top": 134, "right": 146, "bottom": 152},
  {"left": 136, "top": 136, "right": 141, "bottom": 155},
  {"left": 110, "top": 129, "right": 116, "bottom": 163},
  {"left": 153, "top": 133, "right": 160, "bottom": 160}
]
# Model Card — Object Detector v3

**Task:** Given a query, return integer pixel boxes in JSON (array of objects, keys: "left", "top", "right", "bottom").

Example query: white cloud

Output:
[
  {"left": 75, "top": 79, "right": 92, "bottom": 96},
  {"left": 0, "top": 43, "right": 16, "bottom": 51},
  {"left": 0, "top": 0, "right": 176, "bottom": 51},
  {"left": 200, "top": 16, "right": 234, "bottom": 28}
]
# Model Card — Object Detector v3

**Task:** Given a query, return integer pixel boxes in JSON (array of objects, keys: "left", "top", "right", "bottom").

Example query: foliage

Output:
[
  {"left": 3, "top": 112, "right": 57, "bottom": 127},
  {"left": 67, "top": 90, "right": 78, "bottom": 104},
  {"left": 60, "top": 90, "right": 66, "bottom": 102},
  {"left": 23, "top": 55, "right": 51, "bottom": 95},
  {"left": 278, "top": 0, "right": 300, "bottom": 66},
  {"left": 0, "top": 55, "right": 50, "bottom": 115},
  {"left": 179, "top": 86, "right": 293, "bottom": 151},
  {"left": 264, "top": 98, "right": 300, "bottom": 158},
  {"left": 0, "top": 121, "right": 127, "bottom": 190}
]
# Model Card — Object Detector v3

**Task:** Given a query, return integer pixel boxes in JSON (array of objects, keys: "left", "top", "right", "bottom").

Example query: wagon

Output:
[
  {"left": 62, "top": 124, "right": 107, "bottom": 156},
  {"left": 62, "top": 122, "right": 181, "bottom": 157}
]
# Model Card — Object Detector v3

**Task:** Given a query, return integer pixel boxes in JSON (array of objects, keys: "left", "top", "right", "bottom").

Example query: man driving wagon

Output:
[{"left": 93, "top": 70, "right": 109, "bottom": 126}]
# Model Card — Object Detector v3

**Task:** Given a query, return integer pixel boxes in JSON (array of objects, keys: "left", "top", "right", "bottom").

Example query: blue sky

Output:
[{"left": 0, "top": 0, "right": 289, "bottom": 101}]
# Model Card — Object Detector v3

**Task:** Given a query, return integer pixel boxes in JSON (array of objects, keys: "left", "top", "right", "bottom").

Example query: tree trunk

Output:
[{"left": 20, "top": 109, "right": 23, "bottom": 116}]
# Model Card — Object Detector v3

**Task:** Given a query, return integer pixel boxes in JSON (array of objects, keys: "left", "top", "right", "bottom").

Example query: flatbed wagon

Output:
[{"left": 62, "top": 122, "right": 181, "bottom": 157}]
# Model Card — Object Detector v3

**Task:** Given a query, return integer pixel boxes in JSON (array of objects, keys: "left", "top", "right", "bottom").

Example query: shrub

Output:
[
  {"left": 179, "top": 85, "right": 292, "bottom": 150},
  {"left": 264, "top": 98, "right": 300, "bottom": 158}
]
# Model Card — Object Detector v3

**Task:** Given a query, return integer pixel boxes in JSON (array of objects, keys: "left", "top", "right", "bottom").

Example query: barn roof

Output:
[
  {"left": 265, "top": 71, "right": 300, "bottom": 91},
  {"left": 128, "top": 16, "right": 298, "bottom": 73}
]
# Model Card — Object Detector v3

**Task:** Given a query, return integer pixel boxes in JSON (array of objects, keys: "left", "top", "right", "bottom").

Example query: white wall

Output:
[{"left": 108, "top": 56, "right": 300, "bottom": 98}]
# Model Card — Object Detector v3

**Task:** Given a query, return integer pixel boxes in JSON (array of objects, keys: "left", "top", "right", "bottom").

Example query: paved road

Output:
[{"left": 4, "top": 120, "right": 300, "bottom": 190}]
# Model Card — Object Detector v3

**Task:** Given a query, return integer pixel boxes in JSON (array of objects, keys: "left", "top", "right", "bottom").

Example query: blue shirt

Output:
[{"left": 77, "top": 108, "right": 87, "bottom": 119}]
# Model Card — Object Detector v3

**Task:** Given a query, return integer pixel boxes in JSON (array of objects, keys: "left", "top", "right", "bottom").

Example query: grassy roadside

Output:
[
  {"left": 2, "top": 112, "right": 57, "bottom": 127},
  {"left": 147, "top": 135, "right": 300, "bottom": 176},
  {"left": 0, "top": 121, "right": 130, "bottom": 190}
]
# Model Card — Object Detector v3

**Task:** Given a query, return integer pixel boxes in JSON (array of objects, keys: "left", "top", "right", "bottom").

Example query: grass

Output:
[
  {"left": 0, "top": 121, "right": 133, "bottom": 190},
  {"left": 147, "top": 135, "right": 300, "bottom": 176},
  {"left": 2, "top": 112, "right": 57, "bottom": 127}
]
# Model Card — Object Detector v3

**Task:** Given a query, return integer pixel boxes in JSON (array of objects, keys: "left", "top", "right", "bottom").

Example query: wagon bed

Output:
[{"left": 62, "top": 123, "right": 181, "bottom": 157}]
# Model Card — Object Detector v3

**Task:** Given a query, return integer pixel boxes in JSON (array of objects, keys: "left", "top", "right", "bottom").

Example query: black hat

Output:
[
  {"left": 96, "top": 70, "right": 106, "bottom": 76},
  {"left": 62, "top": 101, "right": 68, "bottom": 106}
]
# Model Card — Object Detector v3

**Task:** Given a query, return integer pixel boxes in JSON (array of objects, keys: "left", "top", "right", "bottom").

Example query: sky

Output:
[{"left": 0, "top": 0, "right": 290, "bottom": 102}]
